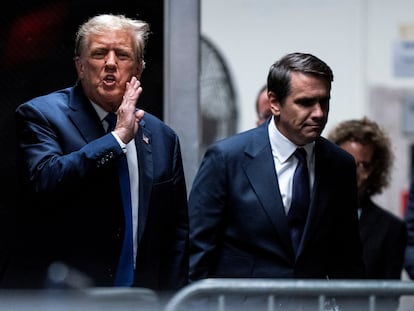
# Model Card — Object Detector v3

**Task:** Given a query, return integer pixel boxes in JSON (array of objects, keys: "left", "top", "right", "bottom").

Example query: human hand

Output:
[{"left": 113, "top": 76, "right": 145, "bottom": 144}]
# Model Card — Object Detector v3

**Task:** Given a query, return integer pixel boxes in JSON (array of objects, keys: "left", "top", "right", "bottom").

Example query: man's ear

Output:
[
  {"left": 268, "top": 92, "right": 281, "bottom": 115},
  {"left": 74, "top": 57, "right": 84, "bottom": 79},
  {"left": 135, "top": 60, "right": 145, "bottom": 79}
]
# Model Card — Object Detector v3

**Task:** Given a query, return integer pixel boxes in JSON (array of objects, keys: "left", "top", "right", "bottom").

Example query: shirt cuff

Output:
[{"left": 110, "top": 132, "right": 127, "bottom": 153}]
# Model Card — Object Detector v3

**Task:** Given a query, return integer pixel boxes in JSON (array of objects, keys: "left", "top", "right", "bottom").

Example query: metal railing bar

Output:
[{"left": 164, "top": 279, "right": 414, "bottom": 311}]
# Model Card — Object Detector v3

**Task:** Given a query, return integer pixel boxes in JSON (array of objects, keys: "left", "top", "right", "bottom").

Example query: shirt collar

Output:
[
  {"left": 90, "top": 101, "right": 109, "bottom": 122},
  {"left": 268, "top": 116, "right": 315, "bottom": 163}
]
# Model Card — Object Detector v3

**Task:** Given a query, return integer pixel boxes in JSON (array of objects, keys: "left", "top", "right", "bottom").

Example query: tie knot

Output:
[
  {"left": 294, "top": 148, "right": 307, "bottom": 163},
  {"left": 105, "top": 112, "right": 117, "bottom": 132}
]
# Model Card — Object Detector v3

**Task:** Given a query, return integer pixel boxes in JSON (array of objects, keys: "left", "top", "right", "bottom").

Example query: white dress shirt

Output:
[{"left": 267, "top": 116, "right": 315, "bottom": 215}]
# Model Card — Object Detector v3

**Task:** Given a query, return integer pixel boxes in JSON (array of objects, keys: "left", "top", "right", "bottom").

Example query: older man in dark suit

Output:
[{"left": 6, "top": 14, "right": 188, "bottom": 292}]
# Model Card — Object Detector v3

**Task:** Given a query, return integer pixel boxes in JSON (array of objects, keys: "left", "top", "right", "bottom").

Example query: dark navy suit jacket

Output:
[
  {"left": 403, "top": 169, "right": 414, "bottom": 279},
  {"left": 359, "top": 197, "right": 406, "bottom": 279},
  {"left": 189, "top": 121, "right": 365, "bottom": 282},
  {"left": 6, "top": 83, "right": 189, "bottom": 291}
]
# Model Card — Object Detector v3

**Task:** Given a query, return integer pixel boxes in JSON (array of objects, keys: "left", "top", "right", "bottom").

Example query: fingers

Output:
[
  {"left": 123, "top": 77, "right": 142, "bottom": 106},
  {"left": 113, "top": 77, "right": 144, "bottom": 143},
  {"left": 135, "top": 108, "right": 145, "bottom": 123}
]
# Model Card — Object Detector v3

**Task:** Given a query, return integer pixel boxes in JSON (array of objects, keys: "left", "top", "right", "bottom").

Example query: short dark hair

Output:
[{"left": 267, "top": 53, "right": 333, "bottom": 104}]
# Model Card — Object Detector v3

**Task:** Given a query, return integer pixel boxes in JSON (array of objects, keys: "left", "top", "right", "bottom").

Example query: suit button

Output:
[
  {"left": 107, "top": 268, "right": 113, "bottom": 278},
  {"left": 116, "top": 227, "right": 122, "bottom": 238}
]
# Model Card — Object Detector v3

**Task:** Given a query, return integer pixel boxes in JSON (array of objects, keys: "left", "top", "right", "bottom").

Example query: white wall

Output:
[
  {"left": 365, "top": 0, "right": 414, "bottom": 219},
  {"left": 201, "top": 0, "right": 414, "bottom": 219},
  {"left": 201, "top": 0, "right": 366, "bottom": 135}
]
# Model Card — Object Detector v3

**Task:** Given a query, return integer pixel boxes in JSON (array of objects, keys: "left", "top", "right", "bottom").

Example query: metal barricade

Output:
[
  {"left": 164, "top": 279, "right": 414, "bottom": 311},
  {"left": 0, "top": 287, "right": 160, "bottom": 311}
]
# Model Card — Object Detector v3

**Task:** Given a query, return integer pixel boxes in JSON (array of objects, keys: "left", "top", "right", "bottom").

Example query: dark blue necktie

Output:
[
  {"left": 288, "top": 148, "right": 310, "bottom": 254},
  {"left": 105, "top": 113, "right": 134, "bottom": 286}
]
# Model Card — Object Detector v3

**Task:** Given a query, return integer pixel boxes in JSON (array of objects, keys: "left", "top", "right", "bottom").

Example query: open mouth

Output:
[{"left": 103, "top": 75, "right": 116, "bottom": 86}]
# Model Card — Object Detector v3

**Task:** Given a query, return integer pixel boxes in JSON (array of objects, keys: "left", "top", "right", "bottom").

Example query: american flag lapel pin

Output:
[{"left": 142, "top": 134, "right": 150, "bottom": 144}]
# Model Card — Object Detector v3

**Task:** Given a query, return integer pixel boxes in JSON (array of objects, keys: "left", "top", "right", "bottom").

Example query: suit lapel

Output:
[
  {"left": 68, "top": 83, "right": 153, "bottom": 244},
  {"left": 243, "top": 127, "right": 292, "bottom": 252},
  {"left": 358, "top": 199, "right": 377, "bottom": 244},
  {"left": 136, "top": 120, "right": 152, "bottom": 243},
  {"left": 67, "top": 85, "right": 104, "bottom": 142},
  {"left": 299, "top": 138, "right": 332, "bottom": 253}
]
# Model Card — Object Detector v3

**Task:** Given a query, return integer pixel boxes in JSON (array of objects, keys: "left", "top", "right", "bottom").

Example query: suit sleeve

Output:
[
  {"left": 15, "top": 101, "right": 123, "bottom": 194},
  {"left": 404, "top": 172, "right": 414, "bottom": 279},
  {"left": 322, "top": 148, "right": 366, "bottom": 279},
  {"left": 383, "top": 217, "right": 407, "bottom": 279},
  {"left": 188, "top": 144, "right": 227, "bottom": 282},
  {"left": 161, "top": 134, "right": 190, "bottom": 289}
]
